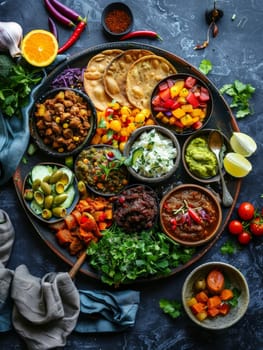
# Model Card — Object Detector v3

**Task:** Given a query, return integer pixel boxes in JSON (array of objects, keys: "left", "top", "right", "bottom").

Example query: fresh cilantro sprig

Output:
[
  {"left": 0, "top": 55, "right": 42, "bottom": 117},
  {"left": 220, "top": 80, "right": 255, "bottom": 118},
  {"left": 220, "top": 239, "right": 238, "bottom": 254},
  {"left": 199, "top": 59, "right": 213, "bottom": 75},
  {"left": 159, "top": 299, "right": 182, "bottom": 319}
]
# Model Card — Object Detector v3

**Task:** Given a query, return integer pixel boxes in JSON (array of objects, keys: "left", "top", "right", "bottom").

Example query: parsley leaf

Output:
[
  {"left": 220, "top": 239, "right": 238, "bottom": 254},
  {"left": 0, "top": 54, "right": 42, "bottom": 117},
  {"left": 199, "top": 59, "right": 212, "bottom": 75},
  {"left": 219, "top": 80, "right": 255, "bottom": 118},
  {"left": 159, "top": 299, "right": 182, "bottom": 319}
]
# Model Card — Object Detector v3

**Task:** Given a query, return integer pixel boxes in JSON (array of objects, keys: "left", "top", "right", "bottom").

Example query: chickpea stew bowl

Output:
[
  {"left": 182, "top": 262, "right": 250, "bottom": 330},
  {"left": 160, "top": 184, "right": 222, "bottom": 247},
  {"left": 30, "top": 88, "right": 97, "bottom": 158}
]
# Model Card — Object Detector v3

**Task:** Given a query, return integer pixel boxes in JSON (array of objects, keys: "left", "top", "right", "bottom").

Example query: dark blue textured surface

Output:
[{"left": 0, "top": 1, "right": 262, "bottom": 349}]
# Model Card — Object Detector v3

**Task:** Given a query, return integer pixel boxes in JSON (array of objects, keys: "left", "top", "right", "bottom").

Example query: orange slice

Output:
[{"left": 21, "top": 29, "right": 58, "bottom": 67}]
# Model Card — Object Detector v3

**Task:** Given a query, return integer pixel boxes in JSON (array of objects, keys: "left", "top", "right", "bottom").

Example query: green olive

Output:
[
  {"left": 40, "top": 181, "right": 52, "bottom": 195},
  {"left": 44, "top": 195, "right": 54, "bottom": 209},
  {"left": 52, "top": 207, "right": 67, "bottom": 218},
  {"left": 41, "top": 208, "right": 52, "bottom": 220},
  {"left": 60, "top": 173, "right": 69, "bottom": 186},
  {"left": 194, "top": 277, "right": 207, "bottom": 291},
  {"left": 32, "top": 178, "right": 41, "bottom": 191},
  {"left": 24, "top": 188, "right": 34, "bottom": 201},
  {"left": 33, "top": 190, "right": 45, "bottom": 206},
  {"left": 43, "top": 175, "right": 51, "bottom": 183},
  {"left": 49, "top": 170, "right": 63, "bottom": 184},
  {"left": 55, "top": 181, "right": 65, "bottom": 194},
  {"left": 53, "top": 193, "right": 68, "bottom": 205}
]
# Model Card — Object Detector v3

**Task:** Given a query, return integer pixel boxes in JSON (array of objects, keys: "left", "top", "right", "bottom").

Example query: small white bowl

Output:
[{"left": 182, "top": 262, "right": 250, "bottom": 330}]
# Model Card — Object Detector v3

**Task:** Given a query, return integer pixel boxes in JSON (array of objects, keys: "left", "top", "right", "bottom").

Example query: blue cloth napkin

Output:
[{"left": 75, "top": 289, "right": 140, "bottom": 333}]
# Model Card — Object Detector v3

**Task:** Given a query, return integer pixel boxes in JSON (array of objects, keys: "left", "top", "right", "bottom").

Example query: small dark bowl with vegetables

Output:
[
  {"left": 182, "top": 128, "right": 232, "bottom": 184},
  {"left": 112, "top": 184, "right": 159, "bottom": 233},
  {"left": 101, "top": 2, "right": 133, "bottom": 39},
  {"left": 159, "top": 184, "right": 222, "bottom": 247},
  {"left": 151, "top": 73, "right": 213, "bottom": 136},
  {"left": 23, "top": 162, "right": 79, "bottom": 224},
  {"left": 30, "top": 88, "right": 97, "bottom": 158},
  {"left": 123, "top": 125, "right": 181, "bottom": 184},
  {"left": 182, "top": 262, "right": 250, "bottom": 330},
  {"left": 74, "top": 144, "right": 129, "bottom": 197}
]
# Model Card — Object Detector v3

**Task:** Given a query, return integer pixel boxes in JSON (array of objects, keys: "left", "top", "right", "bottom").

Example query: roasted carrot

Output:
[
  {"left": 207, "top": 307, "right": 220, "bottom": 318},
  {"left": 219, "top": 303, "right": 231, "bottom": 315},
  {"left": 220, "top": 289, "right": 234, "bottom": 301},
  {"left": 191, "top": 302, "right": 206, "bottom": 315},
  {"left": 207, "top": 295, "right": 222, "bottom": 309},
  {"left": 56, "top": 229, "right": 73, "bottom": 245},
  {"left": 195, "top": 291, "right": 209, "bottom": 303}
]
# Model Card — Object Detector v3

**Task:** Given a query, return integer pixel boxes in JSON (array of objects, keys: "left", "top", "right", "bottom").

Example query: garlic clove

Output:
[{"left": 0, "top": 21, "right": 23, "bottom": 58}]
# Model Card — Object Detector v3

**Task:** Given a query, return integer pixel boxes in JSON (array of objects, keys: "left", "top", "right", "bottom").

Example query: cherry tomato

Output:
[
  {"left": 228, "top": 220, "right": 243, "bottom": 235},
  {"left": 237, "top": 202, "right": 255, "bottom": 221},
  {"left": 238, "top": 231, "right": 251, "bottom": 245},
  {"left": 250, "top": 217, "right": 263, "bottom": 236}
]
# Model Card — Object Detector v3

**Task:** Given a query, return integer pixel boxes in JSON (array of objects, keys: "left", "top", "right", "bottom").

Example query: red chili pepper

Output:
[
  {"left": 188, "top": 208, "right": 202, "bottom": 224},
  {"left": 58, "top": 19, "right": 87, "bottom": 54},
  {"left": 119, "top": 30, "right": 162, "bottom": 41}
]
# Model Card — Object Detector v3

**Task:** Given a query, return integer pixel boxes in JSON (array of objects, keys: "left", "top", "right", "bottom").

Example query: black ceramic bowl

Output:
[
  {"left": 30, "top": 88, "right": 97, "bottom": 158},
  {"left": 182, "top": 129, "right": 232, "bottom": 184},
  {"left": 151, "top": 73, "right": 213, "bottom": 136},
  {"left": 101, "top": 2, "right": 133, "bottom": 39},
  {"left": 123, "top": 125, "right": 181, "bottom": 184}
]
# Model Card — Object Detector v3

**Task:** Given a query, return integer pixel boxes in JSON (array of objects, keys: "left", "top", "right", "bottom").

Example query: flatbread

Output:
[
  {"left": 103, "top": 49, "right": 154, "bottom": 107},
  {"left": 83, "top": 49, "right": 123, "bottom": 110},
  {"left": 126, "top": 55, "right": 177, "bottom": 109}
]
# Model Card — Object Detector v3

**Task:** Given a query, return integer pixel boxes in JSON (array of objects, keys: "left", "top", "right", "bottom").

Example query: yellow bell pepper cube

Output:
[
  {"left": 172, "top": 108, "right": 186, "bottom": 119},
  {"left": 170, "top": 80, "right": 185, "bottom": 98},
  {"left": 181, "top": 114, "right": 193, "bottom": 126},
  {"left": 179, "top": 87, "right": 189, "bottom": 97},
  {"left": 181, "top": 104, "right": 193, "bottom": 113},
  {"left": 156, "top": 112, "right": 165, "bottom": 120}
]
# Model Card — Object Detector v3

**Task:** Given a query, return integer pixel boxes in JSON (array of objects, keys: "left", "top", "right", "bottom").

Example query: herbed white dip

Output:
[{"left": 130, "top": 129, "right": 178, "bottom": 177}]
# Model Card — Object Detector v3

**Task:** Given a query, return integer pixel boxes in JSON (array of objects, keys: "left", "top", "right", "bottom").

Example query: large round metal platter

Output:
[{"left": 13, "top": 42, "right": 241, "bottom": 284}]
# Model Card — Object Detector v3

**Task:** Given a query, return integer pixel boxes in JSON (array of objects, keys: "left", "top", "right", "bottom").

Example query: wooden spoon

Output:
[
  {"left": 208, "top": 130, "right": 233, "bottom": 207},
  {"left": 68, "top": 212, "right": 101, "bottom": 279}
]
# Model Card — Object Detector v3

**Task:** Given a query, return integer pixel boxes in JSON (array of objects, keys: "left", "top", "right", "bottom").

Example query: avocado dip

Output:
[{"left": 185, "top": 137, "right": 218, "bottom": 178}]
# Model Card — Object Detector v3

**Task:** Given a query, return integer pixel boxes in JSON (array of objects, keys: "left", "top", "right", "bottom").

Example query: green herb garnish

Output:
[
  {"left": 0, "top": 54, "right": 42, "bottom": 117},
  {"left": 87, "top": 225, "right": 195, "bottom": 287},
  {"left": 220, "top": 80, "right": 255, "bottom": 118},
  {"left": 199, "top": 59, "right": 213, "bottom": 75},
  {"left": 220, "top": 239, "right": 238, "bottom": 254},
  {"left": 159, "top": 299, "right": 182, "bottom": 319}
]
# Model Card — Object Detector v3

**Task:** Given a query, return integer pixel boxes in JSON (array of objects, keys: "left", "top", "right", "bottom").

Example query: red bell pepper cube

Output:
[{"left": 186, "top": 91, "right": 200, "bottom": 108}]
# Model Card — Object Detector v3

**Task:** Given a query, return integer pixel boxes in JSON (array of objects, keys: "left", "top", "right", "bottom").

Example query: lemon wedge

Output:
[
  {"left": 223, "top": 152, "right": 252, "bottom": 178},
  {"left": 230, "top": 132, "right": 257, "bottom": 157}
]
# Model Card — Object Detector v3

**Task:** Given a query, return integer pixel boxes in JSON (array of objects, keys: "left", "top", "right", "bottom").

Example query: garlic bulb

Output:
[{"left": 0, "top": 21, "right": 23, "bottom": 57}]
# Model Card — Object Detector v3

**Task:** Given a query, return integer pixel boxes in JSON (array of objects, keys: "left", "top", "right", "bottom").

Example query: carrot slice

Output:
[
  {"left": 207, "top": 295, "right": 222, "bottom": 309},
  {"left": 220, "top": 289, "right": 234, "bottom": 301},
  {"left": 206, "top": 269, "right": 225, "bottom": 294}
]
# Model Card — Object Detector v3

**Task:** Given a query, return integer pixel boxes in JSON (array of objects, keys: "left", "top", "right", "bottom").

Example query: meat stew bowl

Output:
[
  {"left": 182, "top": 262, "right": 250, "bottom": 330},
  {"left": 159, "top": 184, "right": 222, "bottom": 247},
  {"left": 151, "top": 73, "right": 213, "bottom": 136},
  {"left": 182, "top": 128, "right": 232, "bottom": 184},
  {"left": 112, "top": 184, "right": 159, "bottom": 233},
  {"left": 30, "top": 88, "right": 97, "bottom": 158}
]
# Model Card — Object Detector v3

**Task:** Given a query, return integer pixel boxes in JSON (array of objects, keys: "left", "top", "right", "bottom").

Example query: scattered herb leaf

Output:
[
  {"left": 199, "top": 59, "right": 213, "bottom": 75},
  {"left": 159, "top": 299, "right": 182, "bottom": 319},
  {"left": 220, "top": 239, "right": 238, "bottom": 254},
  {"left": 228, "top": 287, "right": 241, "bottom": 307},
  {"left": 219, "top": 80, "right": 255, "bottom": 118},
  {"left": 0, "top": 54, "right": 42, "bottom": 117}
]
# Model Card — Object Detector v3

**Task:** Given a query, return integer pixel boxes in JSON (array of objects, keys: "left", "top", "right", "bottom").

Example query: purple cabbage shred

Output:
[{"left": 51, "top": 68, "right": 85, "bottom": 91}]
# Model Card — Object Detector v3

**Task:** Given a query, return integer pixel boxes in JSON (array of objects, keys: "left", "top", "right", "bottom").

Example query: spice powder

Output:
[{"left": 105, "top": 9, "right": 132, "bottom": 33}]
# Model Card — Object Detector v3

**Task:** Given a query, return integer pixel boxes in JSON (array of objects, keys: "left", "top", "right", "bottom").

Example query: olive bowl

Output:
[
  {"left": 123, "top": 125, "right": 181, "bottom": 185},
  {"left": 22, "top": 162, "right": 79, "bottom": 224},
  {"left": 159, "top": 184, "right": 222, "bottom": 247},
  {"left": 150, "top": 73, "right": 214, "bottom": 136},
  {"left": 29, "top": 88, "right": 97, "bottom": 158},
  {"left": 182, "top": 262, "right": 250, "bottom": 330},
  {"left": 182, "top": 128, "right": 232, "bottom": 184}
]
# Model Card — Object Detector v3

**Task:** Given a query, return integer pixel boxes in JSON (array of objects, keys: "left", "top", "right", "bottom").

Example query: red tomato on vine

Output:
[
  {"left": 250, "top": 217, "right": 263, "bottom": 236},
  {"left": 237, "top": 202, "right": 255, "bottom": 221}
]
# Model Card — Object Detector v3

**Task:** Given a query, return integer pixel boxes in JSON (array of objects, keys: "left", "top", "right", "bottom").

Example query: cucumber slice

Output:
[
  {"left": 131, "top": 147, "right": 144, "bottom": 165},
  {"left": 62, "top": 184, "right": 76, "bottom": 208},
  {"left": 31, "top": 165, "right": 54, "bottom": 182},
  {"left": 30, "top": 200, "right": 43, "bottom": 215}
]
